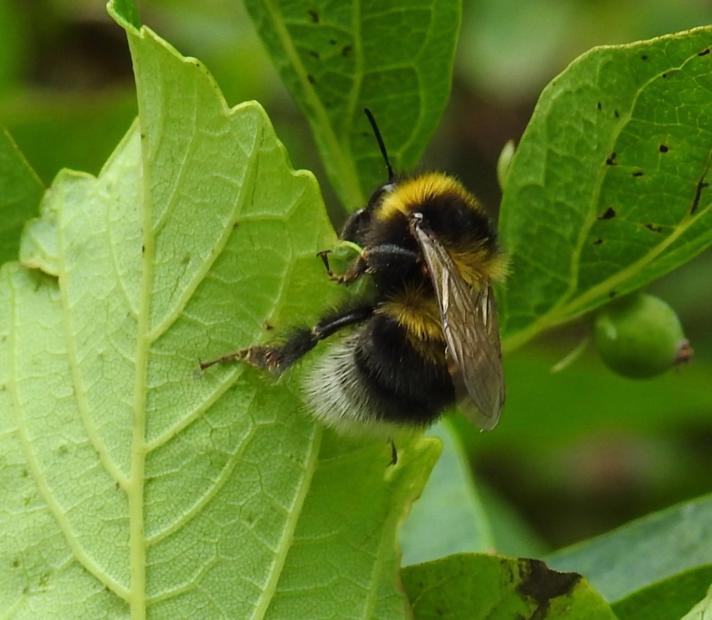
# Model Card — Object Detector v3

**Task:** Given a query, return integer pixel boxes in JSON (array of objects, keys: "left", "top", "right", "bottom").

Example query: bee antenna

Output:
[{"left": 364, "top": 108, "right": 395, "bottom": 183}]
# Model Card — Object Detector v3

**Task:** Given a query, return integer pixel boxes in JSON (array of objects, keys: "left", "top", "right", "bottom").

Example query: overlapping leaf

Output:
[
  {"left": 243, "top": 0, "right": 461, "bottom": 209},
  {"left": 499, "top": 27, "right": 712, "bottom": 350},
  {"left": 546, "top": 493, "right": 712, "bottom": 618},
  {"left": 0, "top": 4, "right": 439, "bottom": 617}
]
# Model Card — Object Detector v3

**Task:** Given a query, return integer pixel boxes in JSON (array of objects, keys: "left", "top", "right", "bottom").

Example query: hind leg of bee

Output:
[{"left": 199, "top": 304, "right": 373, "bottom": 373}]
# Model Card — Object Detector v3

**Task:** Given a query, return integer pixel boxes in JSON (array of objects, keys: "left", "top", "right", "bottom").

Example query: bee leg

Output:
[
  {"left": 331, "top": 255, "right": 367, "bottom": 284},
  {"left": 363, "top": 245, "right": 420, "bottom": 273},
  {"left": 330, "top": 244, "right": 420, "bottom": 286},
  {"left": 199, "top": 304, "right": 373, "bottom": 373},
  {"left": 316, "top": 249, "right": 334, "bottom": 277}
]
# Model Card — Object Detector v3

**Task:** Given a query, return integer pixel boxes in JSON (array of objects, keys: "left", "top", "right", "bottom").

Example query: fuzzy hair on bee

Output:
[{"left": 201, "top": 109, "right": 507, "bottom": 437}]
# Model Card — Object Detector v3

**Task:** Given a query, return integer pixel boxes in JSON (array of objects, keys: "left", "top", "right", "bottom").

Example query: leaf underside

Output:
[{"left": 0, "top": 5, "right": 440, "bottom": 618}]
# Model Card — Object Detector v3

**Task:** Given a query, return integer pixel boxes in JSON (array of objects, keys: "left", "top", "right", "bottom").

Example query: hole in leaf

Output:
[{"left": 598, "top": 207, "right": 616, "bottom": 220}]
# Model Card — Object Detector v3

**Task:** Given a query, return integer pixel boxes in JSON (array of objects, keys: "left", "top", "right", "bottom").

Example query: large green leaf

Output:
[
  {"left": 0, "top": 4, "right": 440, "bottom": 617},
  {"left": 401, "top": 553, "right": 616, "bottom": 619},
  {"left": 500, "top": 27, "right": 712, "bottom": 350},
  {"left": 546, "top": 494, "right": 712, "bottom": 608},
  {"left": 243, "top": 0, "right": 461, "bottom": 210},
  {"left": 400, "top": 421, "right": 494, "bottom": 565},
  {"left": 0, "top": 127, "right": 43, "bottom": 264}
]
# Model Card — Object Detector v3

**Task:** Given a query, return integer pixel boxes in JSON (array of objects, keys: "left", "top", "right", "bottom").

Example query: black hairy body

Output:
[{"left": 234, "top": 172, "right": 506, "bottom": 435}]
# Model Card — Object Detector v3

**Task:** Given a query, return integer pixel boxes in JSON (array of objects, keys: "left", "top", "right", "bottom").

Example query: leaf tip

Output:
[{"left": 107, "top": 0, "right": 141, "bottom": 31}]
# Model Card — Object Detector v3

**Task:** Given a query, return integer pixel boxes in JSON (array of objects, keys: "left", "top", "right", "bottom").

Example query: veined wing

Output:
[{"left": 412, "top": 217, "right": 504, "bottom": 430}]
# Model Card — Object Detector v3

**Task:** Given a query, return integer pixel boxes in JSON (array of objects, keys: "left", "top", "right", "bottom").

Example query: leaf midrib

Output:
[{"left": 261, "top": 0, "right": 364, "bottom": 209}]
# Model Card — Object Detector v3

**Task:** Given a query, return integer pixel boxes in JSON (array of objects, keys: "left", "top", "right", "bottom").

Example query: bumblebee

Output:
[{"left": 202, "top": 110, "right": 507, "bottom": 436}]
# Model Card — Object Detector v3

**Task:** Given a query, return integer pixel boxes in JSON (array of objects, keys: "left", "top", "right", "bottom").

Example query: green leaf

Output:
[
  {"left": 243, "top": 0, "right": 462, "bottom": 210},
  {"left": 612, "top": 567, "right": 712, "bottom": 620},
  {"left": 0, "top": 5, "right": 440, "bottom": 617},
  {"left": 400, "top": 421, "right": 493, "bottom": 565},
  {"left": 401, "top": 553, "right": 616, "bottom": 619},
  {"left": 113, "top": 0, "right": 141, "bottom": 28},
  {"left": 0, "top": 127, "right": 43, "bottom": 265},
  {"left": 500, "top": 27, "right": 712, "bottom": 351},
  {"left": 682, "top": 584, "right": 712, "bottom": 620},
  {"left": 546, "top": 494, "right": 712, "bottom": 605}
]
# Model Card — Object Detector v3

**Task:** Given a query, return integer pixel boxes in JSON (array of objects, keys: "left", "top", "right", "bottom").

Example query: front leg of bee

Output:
[{"left": 319, "top": 244, "right": 420, "bottom": 285}]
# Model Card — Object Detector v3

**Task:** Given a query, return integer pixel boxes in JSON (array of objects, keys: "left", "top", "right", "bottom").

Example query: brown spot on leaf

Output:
[
  {"left": 606, "top": 152, "right": 617, "bottom": 165},
  {"left": 596, "top": 102, "right": 602, "bottom": 110},
  {"left": 699, "top": 48, "right": 710, "bottom": 56},
  {"left": 632, "top": 170, "right": 644, "bottom": 177},
  {"left": 645, "top": 223, "right": 663, "bottom": 233},
  {"left": 307, "top": 74, "right": 316, "bottom": 85},
  {"left": 659, "top": 144, "right": 669, "bottom": 153},
  {"left": 614, "top": 110, "right": 620, "bottom": 118},
  {"left": 593, "top": 238, "right": 603, "bottom": 245},
  {"left": 307, "top": 9, "right": 319, "bottom": 23},
  {"left": 517, "top": 559, "right": 581, "bottom": 620},
  {"left": 342, "top": 45, "right": 353, "bottom": 57}
]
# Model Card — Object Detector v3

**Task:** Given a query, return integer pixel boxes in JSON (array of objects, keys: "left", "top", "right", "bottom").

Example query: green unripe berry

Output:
[{"left": 594, "top": 293, "right": 692, "bottom": 378}]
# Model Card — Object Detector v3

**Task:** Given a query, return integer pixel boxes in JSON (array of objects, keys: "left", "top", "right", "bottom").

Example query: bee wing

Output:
[{"left": 413, "top": 222, "right": 505, "bottom": 431}]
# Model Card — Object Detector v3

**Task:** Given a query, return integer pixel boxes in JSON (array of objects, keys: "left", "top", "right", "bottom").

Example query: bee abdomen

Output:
[{"left": 303, "top": 316, "right": 454, "bottom": 436}]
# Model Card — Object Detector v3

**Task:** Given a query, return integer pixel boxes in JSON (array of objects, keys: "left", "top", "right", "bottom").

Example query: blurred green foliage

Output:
[{"left": 1, "top": 0, "right": 710, "bottom": 555}]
